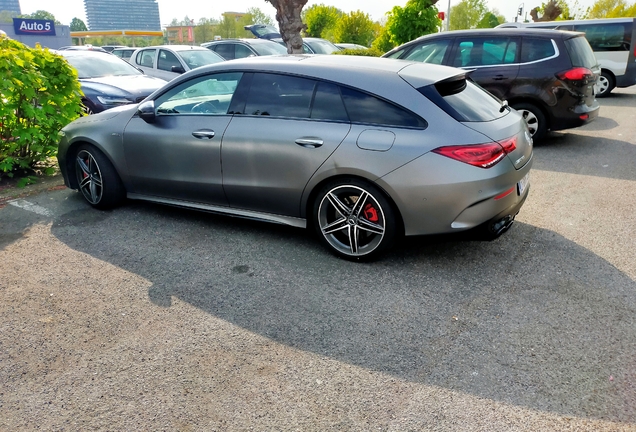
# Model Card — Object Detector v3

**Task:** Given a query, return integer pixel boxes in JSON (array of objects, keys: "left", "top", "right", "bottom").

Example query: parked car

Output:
[
  {"left": 497, "top": 18, "right": 636, "bottom": 97},
  {"left": 57, "top": 55, "right": 532, "bottom": 260},
  {"left": 111, "top": 47, "right": 136, "bottom": 62},
  {"left": 201, "top": 38, "right": 287, "bottom": 60},
  {"left": 58, "top": 50, "right": 166, "bottom": 114},
  {"left": 335, "top": 43, "right": 369, "bottom": 50},
  {"left": 383, "top": 28, "right": 600, "bottom": 140},
  {"left": 58, "top": 44, "right": 108, "bottom": 53},
  {"left": 273, "top": 37, "right": 341, "bottom": 54},
  {"left": 100, "top": 45, "right": 128, "bottom": 53},
  {"left": 130, "top": 45, "right": 225, "bottom": 81},
  {"left": 243, "top": 24, "right": 280, "bottom": 40}
]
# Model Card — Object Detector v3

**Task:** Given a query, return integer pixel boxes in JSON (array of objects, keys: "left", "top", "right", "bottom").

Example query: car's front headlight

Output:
[{"left": 97, "top": 96, "right": 133, "bottom": 105}]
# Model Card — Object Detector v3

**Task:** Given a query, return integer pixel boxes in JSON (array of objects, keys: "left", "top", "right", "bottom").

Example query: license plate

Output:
[{"left": 518, "top": 173, "right": 530, "bottom": 195}]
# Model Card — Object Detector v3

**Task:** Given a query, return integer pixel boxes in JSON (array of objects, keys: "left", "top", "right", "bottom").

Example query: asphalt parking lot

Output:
[{"left": 1, "top": 88, "right": 635, "bottom": 430}]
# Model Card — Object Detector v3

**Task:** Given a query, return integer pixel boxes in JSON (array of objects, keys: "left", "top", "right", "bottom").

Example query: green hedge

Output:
[
  {"left": 332, "top": 48, "right": 383, "bottom": 57},
  {"left": 0, "top": 35, "right": 82, "bottom": 183}
]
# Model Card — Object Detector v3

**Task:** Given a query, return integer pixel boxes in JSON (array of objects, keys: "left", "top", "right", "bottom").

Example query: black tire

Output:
[
  {"left": 74, "top": 144, "right": 126, "bottom": 209},
  {"left": 312, "top": 178, "right": 398, "bottom": 261},
  {"left": 512, "top": 102, "right": 547, "bottom": 141},
  {"left": 596, "top": 71, "right": 615, "bottom": 98}
]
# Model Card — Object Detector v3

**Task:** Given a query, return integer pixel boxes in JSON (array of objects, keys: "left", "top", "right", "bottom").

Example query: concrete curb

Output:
[{"left": 0, "top": 174, "right": 66, "bottom": 207}]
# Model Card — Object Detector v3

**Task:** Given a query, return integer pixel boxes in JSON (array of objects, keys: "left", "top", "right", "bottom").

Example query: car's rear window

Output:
[
  {"left": 564, "top": 36, "right": 598, "bottom": 68},
  {"left": 424, "top": 79, "right": 507, "bottom": 122}
]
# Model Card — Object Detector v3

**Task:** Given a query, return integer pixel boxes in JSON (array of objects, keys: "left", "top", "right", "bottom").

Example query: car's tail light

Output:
[
  {"left": 432, "top": 137, "right": 517, "bottom": 169},
  {"left": 557, "top": 67, "right": 594, "bottom": 81}
]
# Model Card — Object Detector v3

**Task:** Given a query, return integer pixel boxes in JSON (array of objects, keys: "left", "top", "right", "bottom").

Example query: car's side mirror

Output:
[
  {"left": 138, "top": 100, "right": 156, "bottom": 123},
  {"left": 172, "top": 65, "right": 186, "bottom": 74}
]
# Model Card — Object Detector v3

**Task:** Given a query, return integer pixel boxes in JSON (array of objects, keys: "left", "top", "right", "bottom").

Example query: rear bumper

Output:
[{"left": 549, "top": 98, "right": 600, "bottom": 131}]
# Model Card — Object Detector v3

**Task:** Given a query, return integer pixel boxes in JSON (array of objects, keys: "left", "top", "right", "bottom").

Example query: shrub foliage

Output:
[{"left": 0, "top": 36, "right": 82, "bottom": 179}]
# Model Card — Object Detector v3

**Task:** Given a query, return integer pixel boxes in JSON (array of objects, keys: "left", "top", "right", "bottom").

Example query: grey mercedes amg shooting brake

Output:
[{"left": 57, "top": 55, "right": 533, "bottom": 260}]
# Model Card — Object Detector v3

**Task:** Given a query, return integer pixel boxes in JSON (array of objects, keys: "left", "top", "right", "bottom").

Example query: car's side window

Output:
[
  {"left": 520, "top": 38, "right": 556, "bottom": 63},
  {"left": 138, "top": 49, "right": 156, "bottom": 68},
  {"left": 403, "top": 39, "right": 451, "bottom": 64},
  {"left": 311, "top": 82, "right": 348, "bottom": 122},
  {"left": 339, "top": 86, "right": 426, "bottom": 128},
  {"left": 244, "top": 73, "right": 315, "bottom": 118},
  {"left": 385, "top": 49, "right": 405, "bottom": 59},
  {"left": 212, "top": 44, "right": 234, "bottom": 60},
  {"left": 452, "top": 38, "right": 518, "bottom": 67},
  {"left": 235, "top": 44, "right": 254, "bottom": 59},
  {"left": 155, "top": 72, "right": 243, "bottom": 115},
  {"left": 158, "top": 50, "right": 181, "bottom": 72},
  {"left": 573, "top": 23, "right": 630, "bottom": 52}
]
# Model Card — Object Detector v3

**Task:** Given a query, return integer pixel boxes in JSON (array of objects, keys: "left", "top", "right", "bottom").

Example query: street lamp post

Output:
[{"left": 446, "top": 0, "right": 451, "bottom": 31}]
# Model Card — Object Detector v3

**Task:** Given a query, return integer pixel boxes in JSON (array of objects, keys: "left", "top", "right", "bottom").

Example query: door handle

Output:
[
  {"left": 295, "top": 138, "right": 323, "bottom": 148},
  {"left": 493, "top": 75, "right": 507, "bottom": 81},
  {"left": 192, "top": 130, "right": 215, "bottom": 139}
]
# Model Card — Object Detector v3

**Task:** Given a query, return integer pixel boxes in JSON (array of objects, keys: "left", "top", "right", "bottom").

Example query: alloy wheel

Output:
[
  {"left": 75, "top": 150, "right": 103, "bottom": 204},
  {"left": 518, "top": 109, "right": 539, "bottom": 137},
  {"left": 597, "top": 75, "right": 610, "bottom": 96},
  {"left": 317, "top": 185, "right": 386, "bottom": 257}
]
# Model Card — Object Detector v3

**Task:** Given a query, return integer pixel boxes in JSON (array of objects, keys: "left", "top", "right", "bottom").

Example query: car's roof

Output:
[
  {"left": 205, "top": 38, "right": 278, "bottom": 45},
  {"left": 411, "top": 28, "right": 579, "bottom": 40},
  {"left": 138, "top": 45, "right": 209, "bottom": 51},
  {"left": 56, "top": 50, "right": 112, "bottom": 58}
]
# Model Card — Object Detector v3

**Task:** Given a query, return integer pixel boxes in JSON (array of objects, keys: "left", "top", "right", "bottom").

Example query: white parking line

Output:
[{"left": 8, "top": 199, "right": 53, "bottom": 217}]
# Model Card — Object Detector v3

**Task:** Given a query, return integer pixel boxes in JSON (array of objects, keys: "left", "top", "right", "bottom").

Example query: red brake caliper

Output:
[{"left": 363, "top": 203, "right": 379, "bottom": 222}]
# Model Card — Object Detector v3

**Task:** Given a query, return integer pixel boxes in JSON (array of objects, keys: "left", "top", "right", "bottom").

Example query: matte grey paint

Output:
[{"left": 357, "top": 130, "right": 396, "bottom": 152}]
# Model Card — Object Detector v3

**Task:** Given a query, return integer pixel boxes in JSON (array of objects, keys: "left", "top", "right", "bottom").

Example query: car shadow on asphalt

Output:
[
  {"left": 533, "top": 132, "right": 635, "bottom": 181},
  {"left": 50, "top": 199, "right": 636, "bottom": 424}
]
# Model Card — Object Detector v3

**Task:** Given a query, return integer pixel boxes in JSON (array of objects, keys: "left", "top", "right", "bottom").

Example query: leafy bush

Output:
[
  {"left": 332, "top": 48, "right": 383, "bottom": 57},
  {"left": 0, "top": 35, "right": 82, "bottom": 183}
]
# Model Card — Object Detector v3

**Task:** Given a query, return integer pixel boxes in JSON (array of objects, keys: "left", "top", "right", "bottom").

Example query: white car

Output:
[{"left": 130, "top": 45, "right": 225, "bottom": 81}]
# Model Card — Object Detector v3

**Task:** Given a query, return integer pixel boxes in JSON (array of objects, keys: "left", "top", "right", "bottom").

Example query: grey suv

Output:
[{"left": 383, "top": 28, "right": 600, "bottom": 140}]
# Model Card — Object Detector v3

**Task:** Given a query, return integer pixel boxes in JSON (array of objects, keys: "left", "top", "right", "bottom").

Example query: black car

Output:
[
  {"left": 201, "top": 38, "right": 287, "bottom": 60},
  {"left": 59, "top": 50, "right": 166, "bottom": 114},
  {"left": 383, "top": 28, "right": 600, "bottom": 140}
]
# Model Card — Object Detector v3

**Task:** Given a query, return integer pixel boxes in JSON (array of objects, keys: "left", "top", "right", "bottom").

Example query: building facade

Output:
[
  {"left": 0, "top": 0, "right": 21, "bottom": 15},
  {"left": 83, "top": 0, "right": 161, "bottom": 31}
]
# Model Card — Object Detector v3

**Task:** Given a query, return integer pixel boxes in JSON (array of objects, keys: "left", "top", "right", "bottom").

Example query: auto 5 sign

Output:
[{"left": 13, "top": 18, "right": 56, "bottom": 36}]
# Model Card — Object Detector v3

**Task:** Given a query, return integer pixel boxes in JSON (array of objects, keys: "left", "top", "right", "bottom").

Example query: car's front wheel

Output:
[
  {"left": 312, "top": 179, "right": 397, "bottom": 261},
  {"left": 74, "top": 144, "right": 125, "bottom": 209}
]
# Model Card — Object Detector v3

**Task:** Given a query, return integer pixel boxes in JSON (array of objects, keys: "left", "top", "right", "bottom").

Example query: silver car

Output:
[
  {"left": 57, "top": 55, "right": 533, "bottom": 260},
  {"left": 130, "top": 45, "right": 225, "bottom": 81}
]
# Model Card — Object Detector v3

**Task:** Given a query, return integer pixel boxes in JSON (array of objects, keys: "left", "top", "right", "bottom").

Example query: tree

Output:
[
  {"left": 588, "top": 0, "right": 636, "bottom": 17},
  {"left": 0, "top": 10, "right": 18, "bottom": 23},
  {"left": 217, "top": 14, "right": 238, "bottom": 39},
  {"left": 266, "top": 0, "right": 308, "bottom": 54},
  {"left": 20, "top": 10, "right": 61, "bottom": 25},
  {"left": 333, "top": 10, "right": 375, "bottom": 46},
  {"left": 449, "top": 0, "right": 488, "bottom": 30},
  {"left": 245, "top": 7, "right": 275, "bottom": 26},
  {"left": 530, "top": 0, "right": 563, "bottom": 21},
  {"left": 195, "top": 18, "right": 218, "bottom": 44},
  {"left": 70, "top": 17, "right": 87, "bottom": 31},
  {"left": 302, "top": 4, "right": 342, "bottom": 38},
  {"left": 385, "top": 0, "right": 440, "bottom": 46},
  {"left": 476, "top": 12, "right": 502, "bottom": 28}
]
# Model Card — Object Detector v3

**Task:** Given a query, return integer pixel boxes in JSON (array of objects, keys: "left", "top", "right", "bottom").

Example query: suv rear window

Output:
[
  {"left": 564, "top": 36, "right": 598, "bottom": 68},
  {"left": 520, "top": 38, "right": 555, "bottom": 62}
]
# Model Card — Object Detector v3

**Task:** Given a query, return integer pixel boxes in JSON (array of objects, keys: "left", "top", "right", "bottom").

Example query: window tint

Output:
[
  {"left": 452, "top": 38, "right": 518, "bottom": 67},
  {"left": 235, "top": 44, "right": 254, "bottom": 59},
  {"left": 520, "top": 38, "right": 556, "bottom": 63},
  {"left": 340, "top": 87, "right": 425, "bottom": 128},
  {"left": 311, "top": 82, "right": 348, "bottom": 122},
  {"left": 211, "top": 44, "right": 234, "bottom": 60},
  {"left": 385, "top": 49, "right": 405, "bottom": 59},
  {"left": 574, "top": 23, "right": 631, "bottom": 52},
  {"left": 155, "top": 72, "right": 243, "bottom": 115},
  {"left": 252, "top": 42, "right": 287, "bottom": 56},
  {"left": 244, "top": 73, "right": 315, "bottom": 118},
  {"left": 434, "top": 80, "right": 507, "bottom": 122},
  {"left": 138, "top": 49, "right": 156, "bottom": 67},
  {"left": 158, "top": 49, "right": 181, "bottom": 72},
  {"left": 565, "top": 36, "right": 598, "bottom": 68},
  {"left": 403, "top": 39, "right": 450, "bottom": 64}
]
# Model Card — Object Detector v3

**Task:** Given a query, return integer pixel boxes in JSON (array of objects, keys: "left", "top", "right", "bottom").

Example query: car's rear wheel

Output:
[
  {"left": 313, "top": 179, "right": 397, "bottom": 261},
  {"left": 512, "top": 102, "right": 547, "bottom": 141},
  {"left": 74, "top": 144, "right": 125, "bottom": 209},
  {"left": 596, "top": 71, "right": 615, "bottom": 98}
]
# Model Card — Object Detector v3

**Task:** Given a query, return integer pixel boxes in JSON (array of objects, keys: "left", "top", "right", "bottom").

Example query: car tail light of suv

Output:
[{"left": 556, "top": 67, "right": 594, "bottom": 81}]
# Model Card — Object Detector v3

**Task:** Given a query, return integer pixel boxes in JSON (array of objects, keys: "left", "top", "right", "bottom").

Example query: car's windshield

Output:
[
  {"left": 252, "top": 25, "right": 279, "bottom": 37},
  {"left": 175, "top": 49, "right": 225, "bottom": 69},
  {"left": 252, "top": 42, "right": 287, "bottom": 56},
  {"left": 63, "top": 54, "right": 142, "bottom": 78}
]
